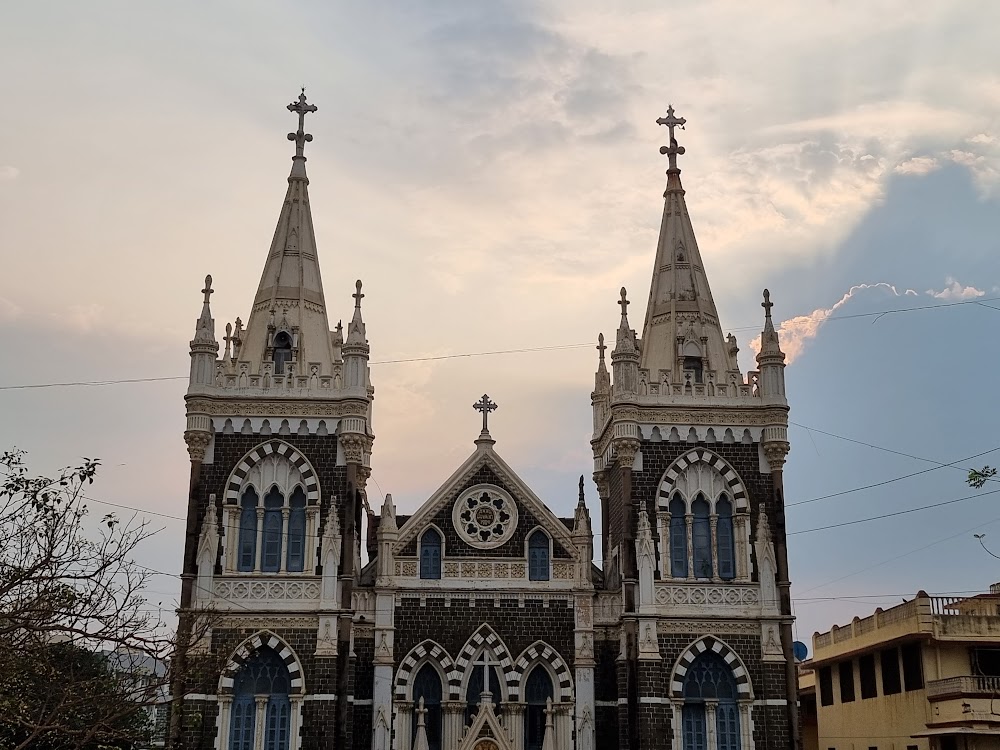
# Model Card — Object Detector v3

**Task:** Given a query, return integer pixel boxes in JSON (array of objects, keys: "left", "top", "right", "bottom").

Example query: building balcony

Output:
[
  {"left": 926, "top": 675, "right": 1000, "bottom": 700},
  {"left": 812, "top": 592, "right": 1000, "bottom": 664}
]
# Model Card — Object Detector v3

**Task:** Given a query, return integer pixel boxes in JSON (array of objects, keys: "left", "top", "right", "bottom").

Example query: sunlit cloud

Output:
[
  {"left": 926, "top": 277, "right": 986, "bottom": 301},
  {"left": 895, "top": 156, "right": 939, "bottom": 176},
  {"left": 750, "top": 283, "right": 918, "bottom": 364}
]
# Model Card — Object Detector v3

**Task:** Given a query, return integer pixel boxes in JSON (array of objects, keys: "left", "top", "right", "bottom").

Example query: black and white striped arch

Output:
[
  {"left": 669, "top": 635, "right": 752, "bottom": 700},
  {"left": 225, "top": 440, "right": 320, "bottom": 505},
  {"left": 657, "top": 448, "right": 748, "bottom": 511},
  {"left": 453, "top": 625, "right": 517, "bottom": 702},
  {"left": 512, "top": 641, "right": 573, "bottom": 701},
  {"left": 219, "top": 631, "right": 305, "bottom": 695},
  {"left": 394, "top": 640, "right": 458, "bottom": 700}
]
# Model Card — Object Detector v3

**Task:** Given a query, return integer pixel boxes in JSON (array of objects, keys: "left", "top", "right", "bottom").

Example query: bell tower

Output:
[
  {"left": 590, "top": 108, "right": 797, "bottom": 749},
  {"left": 172, "top": 91, "right": 374, "bottom": 750}
]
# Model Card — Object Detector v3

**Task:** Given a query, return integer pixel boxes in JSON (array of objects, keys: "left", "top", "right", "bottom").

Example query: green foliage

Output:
[
  {"left": 968, "top": 465, "right": 998, "bottom": 489},
  {"left": 0, "top": 642, "right": 151, "bottom": 750}
]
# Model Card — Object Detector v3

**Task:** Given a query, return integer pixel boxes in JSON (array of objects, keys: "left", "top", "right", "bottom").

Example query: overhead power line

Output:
[{"left": 3, "top": 292, "right": 1000, "bottom": 392}]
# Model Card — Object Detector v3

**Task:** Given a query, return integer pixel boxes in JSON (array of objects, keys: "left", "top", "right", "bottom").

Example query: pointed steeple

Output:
[
  {"left": 640, "top": 107, "right": 739, "bottom": 384},
  {"left": 756, "top": 289, "right": 787, "bottom": 398},
  {"left": 188, "top": 275, "right": 219, "bottom": 388},
  {"left": 238, "top": 90, "right": 337, "bottom": 373},
  {"left": 610, "top": 287, "right": 640, "bottom": 399}
]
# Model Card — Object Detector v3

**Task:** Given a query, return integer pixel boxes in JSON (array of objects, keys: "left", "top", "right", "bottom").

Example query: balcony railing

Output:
[{"left": 926, "top": 675, "right": 1000, "bottom": 699}]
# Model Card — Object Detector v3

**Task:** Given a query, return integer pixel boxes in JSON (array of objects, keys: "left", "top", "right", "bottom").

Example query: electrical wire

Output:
[{"left": 3, "top": 292, "right": 1000, "bottom": 392}]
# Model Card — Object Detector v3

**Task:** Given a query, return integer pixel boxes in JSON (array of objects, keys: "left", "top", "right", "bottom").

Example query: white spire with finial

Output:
[
  {"left": 346, "top": 279, "right": 367, "bottom": 346},
  {"left": 412, "top": 697, "right": 430, "bottom": 750},
  {"left": 238, "top": 89, "right": 341, "bottom": 375},
  {"left": 188, "top": 275, "right": 219, "bottom": 389},
  {"left": 756, "top": 288, "right": 787, "bottom": 398}
]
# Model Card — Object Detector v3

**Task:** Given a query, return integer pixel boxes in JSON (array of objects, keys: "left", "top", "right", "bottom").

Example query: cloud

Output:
[
  {"left": 895, "top": 156, "right": 939, "bottom": 175},
  {"left": 0, "top": 166, "right": 19, "bottom": 181},
  {"left": 751, "top": 283, "right": 917, "bottom": 364},
  {"left": 926, "top": 277, "right": 986, "bottom": 301},
  {"left": 0, "top": 296, "right": 22, "bottom": 322}
]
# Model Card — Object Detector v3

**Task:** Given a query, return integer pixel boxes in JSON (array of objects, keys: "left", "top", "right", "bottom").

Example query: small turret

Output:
[
  {"left": 611, "top": 288, "right": 640, "bottom": 400},
  {"left": 756, "top": 289, "right": 787, "bottom": 399},
  {"left": 342, "top": 280, "right": 370, "bottom": 392},
  {"left": 572, "top": 476, "right": 594, "bottom": 583},
  {"left": 188, "top": 275, "right": 219, "bottom": 389}
]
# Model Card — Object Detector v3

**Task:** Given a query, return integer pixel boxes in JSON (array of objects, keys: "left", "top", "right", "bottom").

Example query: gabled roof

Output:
[{"left": 393, "top": 441, "right": 578, "bottom": 559}]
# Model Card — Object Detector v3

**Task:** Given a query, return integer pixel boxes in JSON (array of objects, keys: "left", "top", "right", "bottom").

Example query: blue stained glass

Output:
[
  {"left": 262, "top": 487, "right": 284, "bottom": 572},
  {"left": 286, "top": 487, "right": 306, "bottom": 573},
  {"left": 692, "top": 496, "right": 712, "bottom": 579},
  {"left": 238, "top": 488, "right": 259, "bottom": 572},
  {"left": 669, "top": 495, "right": 688, "bottom": 578},
  {"left": 716, "top": 496, "right": 735, "bottom": 581},
  {"left": 230, "top": 696, "right": 255, "bottom": 750},
  {"left": 528, "top": 531, "right": 549, "bottom": 581},
  {"left": 420, "top": 529, "right": 441, "bottom": 579}
]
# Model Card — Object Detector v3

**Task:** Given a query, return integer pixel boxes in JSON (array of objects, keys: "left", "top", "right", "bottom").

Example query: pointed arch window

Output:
[
  {"left": 262, "top": 487, "right": 284, "bottom": 573},
  {"left": 528, "top": 530, "right": 550, "bottom": 581},
  {"left": 230, "top": 647, "right": 292, "bottom": 750},
  {"left": 716, "top": 496, "right": 735, "bottom": 581},
  {"left": 420, "top": 529, "right": 441, "bottom": 580},
  {"left": 691, "top": 496, "right": 712, "bottom": 579},
  {"left": 465, "top": 661, "right": 503, "bottom": 726},
  {"left": 524, "top": 665, "right": 554, "bottom": 750},
  {"left": 238, "top": 488, "right": 259, "bottom": 572},
  {"left": 682, "top": 650, "right": 741, "bottom": 750},
  {"left": 272, "top": 331, "right": 292, "bottom": 374},
  {"left": 412, "top": 664, "right": 442, "bottom": 750},
  {"left": 669, "top": 495, "right": 688, "bottom": 578},
  {"left": 286, "top": 487, "right": 307, "bottom": 573}
]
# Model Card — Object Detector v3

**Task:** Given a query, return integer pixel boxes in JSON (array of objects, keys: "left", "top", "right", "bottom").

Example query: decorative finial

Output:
[
  {"left": 353, "top": 279, "right": 364, "bottom": 309},
  {"left": 597, "top": 332, "right": 607, "bottom": 361},
  {"left": 618, "top": 287, "right": 630, "bottom": 319},
  {"left": 202, "top": 275, "right": 214, "bottom": 304},
  {"left": 473, "top": 394, "right": 498, "bottom": 436},
  {"left": 762, "top": 289, "right": 773, "bottom": 319},
  {"left": 578, "top": 475, "right": 585, "bottom": 503},
  {"left": 656, "top": 104, "right": 687, "bottom": 174},
  {"left": 286, "top": 89, "right": 318, "bottom": 159}
]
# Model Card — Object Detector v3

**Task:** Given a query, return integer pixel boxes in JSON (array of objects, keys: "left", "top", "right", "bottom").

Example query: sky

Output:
[{"left": 3, "top": 0, "right": 1000, "bottom": 651}]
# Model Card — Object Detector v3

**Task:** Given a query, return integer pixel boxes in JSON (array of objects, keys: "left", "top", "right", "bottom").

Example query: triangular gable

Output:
[
  {"left": 393, "top": 444, "right": 578, "bottom": 559},
  {"left": 456, "top": 699, "right": 513, "bottom": 750}
]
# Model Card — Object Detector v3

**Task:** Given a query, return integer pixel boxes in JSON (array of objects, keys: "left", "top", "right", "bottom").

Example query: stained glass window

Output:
[
  {"left": 691, "top": 496, "right": 712, "bottom": 579},
  {"left": 528, "top": 531, "right": 549, "bottom": 581},
  {"left": 669, "top": 495, "right": 688, "bottom": 578},
  {"left": 524, "top": 666, "right": 553, "bottom": 750},
  {"left": 230, "top": 647, "right": 291, "bottom": 750},
  {"left": 716, "top": 496, "right": 735, "bottom": 581},
  {"left": 262, "top": 487, "right": 284, "bottom": 572},
  {"left": 238, "top": 488, "right": 259, "bottom": 572},
  {"left": 286, "top": 487, "right": 306, "bottom": 573},
  {"left": 420, "top": 529, "right": 441, "bottom": 580},
  {"left": 412, "top": 664, "right": 442, "bottom": 750}
]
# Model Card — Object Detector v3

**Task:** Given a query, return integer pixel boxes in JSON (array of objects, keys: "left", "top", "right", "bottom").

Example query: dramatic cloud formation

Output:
[
  {"left": 752, "top": 283, "right": 918, "bottom": 364},
  {"left": 926, "top": 277, "right": 986, "bottom": 300},
  {"left": 895, "top": 156, "right": 939, "bottom": 175}
]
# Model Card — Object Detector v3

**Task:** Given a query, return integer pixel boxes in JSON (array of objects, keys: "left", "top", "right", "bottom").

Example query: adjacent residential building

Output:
[{"left": 804, "top": 586, "right": 1000, "bottom": 750}]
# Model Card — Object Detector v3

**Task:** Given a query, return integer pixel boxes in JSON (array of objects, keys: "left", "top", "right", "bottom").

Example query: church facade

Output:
[{"left": 171, "top": 93, "right": 799, "bottom": 750}]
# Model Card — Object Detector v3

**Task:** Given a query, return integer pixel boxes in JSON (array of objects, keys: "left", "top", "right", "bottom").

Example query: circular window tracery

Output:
[{"left": 452, "top": 484, "right": 518, "bottom": 549}]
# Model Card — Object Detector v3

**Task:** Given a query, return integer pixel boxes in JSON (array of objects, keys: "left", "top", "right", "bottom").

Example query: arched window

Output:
[
  {"left": 237, "top": 488, "right": 259, "bottom": 572},
  {"left": 691, "top": 496, "right": 712, "bottom": 579},
  {"left": 286, "top": 487, "right": 307, "bottom": 573},
  {"left": 528, "top": 530, "right": 550, "bottom": 581},
  {"left": 420, "top": 529, "right": 441, "bottom": 580},
  {"left": 524, "top": 665, "right": 554, "bottom": 750},
  {"left": 230, "top": 647, "right": 292, "bottom": 750},
  {"left": 412, "top": 664, "right": 443, "bottom": 750},
  {"left": 716, "top": 496, "right": 735, "bottom": 581},
  {"left": 465, "top": 661, "right": 503, "bottom": 726},
  {"left": 682, "top": 650, "right": 741, "bottom": 750},
  {"left": 272, "top": 331, "right": 292, "bottom": 374},
  {"left": 262, "top": 487, "right": 284, "bottom": 573},
  {"left": 669, "top": 495, "right": 688, "bottom": 578}
]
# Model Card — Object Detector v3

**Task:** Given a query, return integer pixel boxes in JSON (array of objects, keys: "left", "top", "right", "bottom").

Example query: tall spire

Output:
[
  {"left": 238, "top": 90, "right": 338, "bottom": 373},
  {"left": 640, "top": 107, "right": 739, "bottom": 382}
]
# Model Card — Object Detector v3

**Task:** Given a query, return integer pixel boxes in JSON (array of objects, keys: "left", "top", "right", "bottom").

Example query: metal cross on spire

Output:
[
  {"left": 473, "top": 394, "right": 498, "bottom": 435},
  {"left": 287, "top": 88, "right": 318, "bottom": 158},
  {"left": 656, "top": 104, "right": 687, "bottom": 172}
]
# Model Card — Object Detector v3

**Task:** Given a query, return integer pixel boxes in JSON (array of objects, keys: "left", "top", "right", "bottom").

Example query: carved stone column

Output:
[
  {"left": 685, "top": 514, "right": 694, "bottom": 579},
  {"left": 443, "top": 701, "right": 466, "bottom": 749},
  {"left": 705, "top": 700, "right": 718, "bottom": 750},
  {"left": 657, "top": 510, "right": 670, "bottom": 578},
  {"left": 709, "top": 514, "right": 719, "bottom": 581},
  {"left": 506, "top": 702, "right": 525, "bottom": 750},
  {"left": 735, "top": 511, "right": 750, "bottom": 582}
]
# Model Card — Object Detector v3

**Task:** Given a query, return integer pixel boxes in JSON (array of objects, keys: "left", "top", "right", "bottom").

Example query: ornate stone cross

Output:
[
  {"left": 287, "top": 88, "right": 318, "bottom": 158},
  {"left": 201, "top": 275, "right": 214, "bottom": 304},
  {"left": 656, "top": 104, "right": 687, "bottom": 171},
  {"left": 353, "top": 279, "right": 365, "bottom": 309},
  {"left": 596, "top": 332, "right": 607, "bottom": 360},
  {"left": 473, "top": 394, "right": 498, "bottom": 434},
  {"left": 762, "top": 288, "right": 773, "bottom": 319},
  {"left": 471, "top": 649, "right": 502, "bottom": 702},
  {"left": 618, "top": 287, "right": 630, "bottom": 319}
]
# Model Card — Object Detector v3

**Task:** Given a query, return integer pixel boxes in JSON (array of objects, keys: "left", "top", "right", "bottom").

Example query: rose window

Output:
[{"left": 452, "top": 484, "right": 518, "bottom": 549}]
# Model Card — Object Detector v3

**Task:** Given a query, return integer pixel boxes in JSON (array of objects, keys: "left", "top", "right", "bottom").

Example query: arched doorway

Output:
[
  {"left": 229, "top": 646, "right": 293, "bottom": 750},
  {"left": 681, "top": 650, "right": 741, "bottom": 750}
]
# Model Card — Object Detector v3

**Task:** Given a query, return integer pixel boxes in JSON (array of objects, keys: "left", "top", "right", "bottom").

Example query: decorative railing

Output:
[{"left": 926, "top": 675, "right": 1000, "bottom": 699}]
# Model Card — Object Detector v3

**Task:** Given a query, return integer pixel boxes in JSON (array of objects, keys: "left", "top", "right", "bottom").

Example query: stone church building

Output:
[{"left": 172, "top": 93, "right": 798, "bottom": 750}]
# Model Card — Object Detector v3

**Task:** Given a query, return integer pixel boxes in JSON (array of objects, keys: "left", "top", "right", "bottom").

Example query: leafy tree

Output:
[
  {"left": 0, "top": 449, "right": 174, "bottom": 749},
  {"left": 968, "top": 466, "right": 998, "bottom": 489}
]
